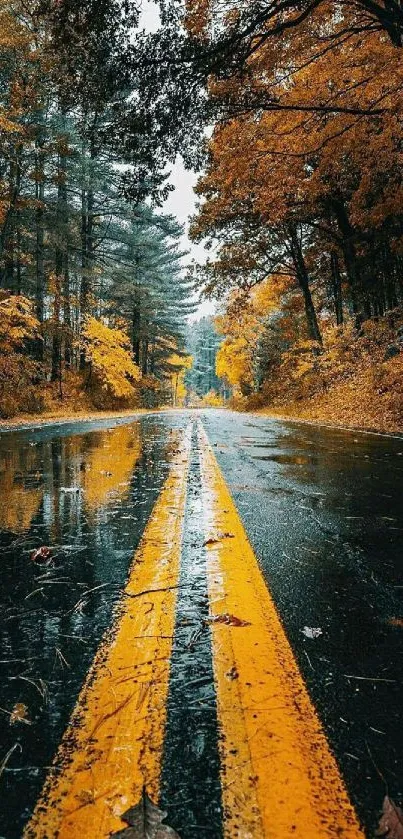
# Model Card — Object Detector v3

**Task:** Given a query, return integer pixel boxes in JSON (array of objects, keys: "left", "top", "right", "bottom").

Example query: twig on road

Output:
[
  {"left": 343, "top": 674, "right": 396, "bottom": 683},
  {"left": 0, "top": 743, "right": 22, "bottom": 779}
]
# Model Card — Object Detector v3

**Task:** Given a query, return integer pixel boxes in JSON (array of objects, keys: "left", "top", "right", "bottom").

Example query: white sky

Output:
[{"left": 140, "top": 1, "right": 216, "bottom": 320}]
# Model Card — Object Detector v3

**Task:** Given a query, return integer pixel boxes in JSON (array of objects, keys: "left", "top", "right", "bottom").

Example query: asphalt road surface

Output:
[{"left": 0, "top": 410, "right": 402, "bottom": 838}]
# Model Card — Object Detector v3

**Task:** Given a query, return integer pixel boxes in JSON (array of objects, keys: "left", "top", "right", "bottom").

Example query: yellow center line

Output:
[
  {"left": 24, "top": 425, "right": 192, "bottom": 839},
  {"left": 198, "top": 420, "right": 365, "bottom": 839}
]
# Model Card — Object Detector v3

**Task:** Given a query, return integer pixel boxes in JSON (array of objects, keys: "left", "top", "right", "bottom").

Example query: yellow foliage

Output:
[
  {"left": 215, "top": 278, "right": 287, "bottom": 395},
  {"left": 0, "top": 293, "right": 40, "bottom": 352},
  {"left": 167, "top": 352, "right": 193, "bottom": 406},
  {"left": 81, "top": 317, "right": 141, "bottom": 400},
  {"left": 201, "top": 389, "right": 224, "bottom": 407},
  {"left": 256, "top": 315, "right": 403, "bottom": 433},
  {"left": 216, "top": 336, "right": 252, "bottom": 392},
  {"left": 167, "top": 352, "right": 193, "bottom": 372},
  {"left": 0, "top": 294, "right": 42, "bottom": 418}
]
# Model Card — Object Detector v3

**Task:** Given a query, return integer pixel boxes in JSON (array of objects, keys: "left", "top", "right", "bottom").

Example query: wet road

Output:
[
  {"left": 202, "top": 411, "right": 403, "bottom": 834},
  {"left": 0, "top": 410, "right": 402, "bottom": 838}
]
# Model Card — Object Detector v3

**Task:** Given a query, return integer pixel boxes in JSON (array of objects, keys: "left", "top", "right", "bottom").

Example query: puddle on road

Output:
[
  {"left": 0, "top": 417, "right": 178, "bottom": 839},
  {"left": 252, "top": 452, "right": 314, "bottom": 465}
]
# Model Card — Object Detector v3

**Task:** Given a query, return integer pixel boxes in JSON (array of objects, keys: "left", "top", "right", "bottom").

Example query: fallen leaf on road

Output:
[
  {"left": 203, "top": 533, "right": 235, "bottom": 546},
  {"left": 10, "top": 703, "right": 31, "bottom": 726},
  {"left": 301, "top": 626, "right": 323, "bottom": 639},
  {"left": 30, "top": 546, "right": 52, "bottom": 565},
  {"left": 76, "top": 790, "right": 94, "bottom": 807},
  {"left": 388, "top": 617, "right": 403, "bottom": 628},
  {"left": 376, "top": 796, "right": 403, "bottom": 838},
  {"left": 226, "top": 665, "right": 239, "bottom": 680},
  {"left": 206, "top": 613, "right": 251, "bottom": 627},
  {"left": 111, "top": 788, "right": 180, "bottom": 838}
]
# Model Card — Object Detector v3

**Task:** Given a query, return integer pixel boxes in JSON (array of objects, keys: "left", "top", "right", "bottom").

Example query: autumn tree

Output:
[
  {"left": 81, "top": 316, "right": 141, "bottom": 403},
  {"left": 215, "top": 278, "right": 291, "bottom": 397},
  {"left": 0, "top": 292, "right": 42, "bottom": 416},
  {"left": 183, "top": 0, "right": 401, "bottom": 339}
]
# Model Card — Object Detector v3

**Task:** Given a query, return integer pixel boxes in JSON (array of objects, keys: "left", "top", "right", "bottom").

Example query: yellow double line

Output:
[{"left": 25, "top": 420, "right": 365, "bottom": 838}]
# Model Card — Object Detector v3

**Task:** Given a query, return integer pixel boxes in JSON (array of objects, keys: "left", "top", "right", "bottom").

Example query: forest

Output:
[
  {"left": 1, "top": 0, "right": 403, "bottom": 431},
  {"left": 0, "top": 0, "right": 195, "bottom": 419}
]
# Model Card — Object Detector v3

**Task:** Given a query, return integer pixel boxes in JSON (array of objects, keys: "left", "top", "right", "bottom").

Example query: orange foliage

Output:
[{"left": 0, "top": 293, "right": 42, "bottom": 418}]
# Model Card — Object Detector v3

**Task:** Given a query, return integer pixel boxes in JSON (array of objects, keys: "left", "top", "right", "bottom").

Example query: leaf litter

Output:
[{"left": 111, "top": 788, "right": 180, "bottom": 838}]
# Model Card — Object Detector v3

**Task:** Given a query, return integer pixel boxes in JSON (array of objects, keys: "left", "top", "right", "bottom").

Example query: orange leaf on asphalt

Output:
[
  {"left": 206, "top": 613, "right": 251, "bottom": 627},
  {"left": 388, "top": 617, "right": 403, "bottom": 628},
  {"left": 203, "top": 532, "right": 235, "bottom": 546},
  {"left": 376, "top": 796, "right": 403, "bottom": 838},
  {"left": 10, "top": 703, "right": 31, "bottom": 726},
  {"left": 30, "top": 546, "right": 52, "bottom": 565}
]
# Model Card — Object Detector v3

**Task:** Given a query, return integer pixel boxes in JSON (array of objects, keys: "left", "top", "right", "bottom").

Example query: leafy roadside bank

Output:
[
  {"left": 251, "top": 363, "right": 403, "bottom": 435},
  {"left": 254, "top": 402, "right": 402, "bottom": 437},
  {"left": 220, "top": 316, "right": 403, "bottom": 436}
]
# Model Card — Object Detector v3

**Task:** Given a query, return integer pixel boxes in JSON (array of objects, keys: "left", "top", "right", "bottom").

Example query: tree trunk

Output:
[
  {"left": 330, "top": 198, "right": 364, "bottom": 324},
  {"left": 1, "top": 157, "right": 18, "bottom": 289},
  {"left": 132, "top": 303, "right": 141, "bottom": 365},
  {"left": 79, "top": 133, "right": 95, "bottom": 369},
  {"left": 149, "top": 341, "right": 156, "bottom": 375},
  {"left": 52, "top": 133, "right": 68, "bottom": 385},
  {"left": 35, "top": 173, "right": 45, "bottom": 315},
  {"left": 141, "top": 338, "right": 148, "bottom": 375},
  {"left": 330, "top": 251, "right": 343, "bottom": 325},
  {"left": 288, "top": 225, "right": 322, "bottom": 345},
  {"left": 63, "top": 257, "right": 71, "bottom": 368},
  {"left": 51, "top": 276, "right": 62, "bottom": 387},
  {"left": 15, "top": 146, "right": 22, "bottom": 295}
]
